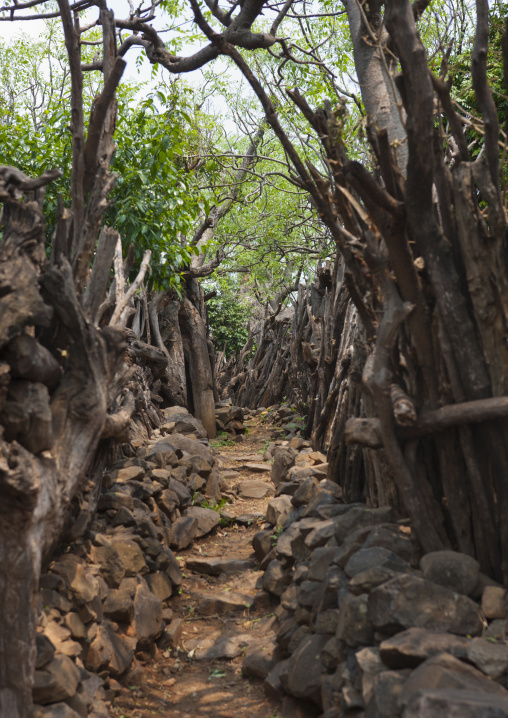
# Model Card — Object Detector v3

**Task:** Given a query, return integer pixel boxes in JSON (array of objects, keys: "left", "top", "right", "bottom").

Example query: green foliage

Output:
[
  {"left": 206, "top": 286, "right": 253, "bottom": 357},
  {"left": 106, "top": 86, "right": 205, "bottom": 290}
]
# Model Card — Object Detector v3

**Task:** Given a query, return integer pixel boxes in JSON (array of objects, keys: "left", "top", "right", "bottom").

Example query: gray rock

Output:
[
  {"left": 167, "top": 516, "right": 199, "bottom": 550},
  {"left": 196, "top": 592, "right": 253, "bottom": 615},
  {"left": 90, "top": 544, "right": 125, "bottom": 588},
  {"left": 85, "top": 621, "right": 134, "bottom": 676},
  {"left": 145, "top": 571, "right": 173, "bottom": 601},
  {"left": 467, "top": 637, "right": 508, "bottom": 680},
  {"left": 102, "top": 579, "right": 136, "bottom": 621},
  {"left": 264, "top": 658, "right": 291, "bottom": 700},
  {"left": 282, "top": 695, "right": 321, "bottom": 718},
  {"left": 308, "top": 547, "right": 340, "bottom": 582},
  {"left": 399, "top": 652, "right": 508, "bottom": 708},
  {"left": 482, "top": 586, "right": 507, "bottom": 619},
  {"left": 345, "top": 547, "right": 410, "bottom": 578},
  {"left": 185, "top": 557, "right": 254, "bottom": 576},
  {"left": 349, "top": 566, "right": 400, "bottom": 595},
  {"left": 336, "top": 593, "right": 374, "bottom": 647},
  {"left": 242, "top": 648, "right": 277, "bottom": 679},
  {"left": 266, "top": 495, "right": 293, "bottom": 527},
  {"left": 128, "top": 581, "right": 163, "bottom": 647},
  {"left": 362, "top": 524, "right": 414, "bottom": 563},
  {"left": 292, "top": 477, "right": 319, "bottom": 508},
  {"left": 420, "top": 550, "right": 480, "bottom": 596},
  {"left": 33, "top": 655, "right": 81, "bottom": 705},
  {"left": 36, "top": 634, "right": 55, "bottom": 669},
  {"left": 183, "top": 506, "right": 220, "bottom": 537},
  {"left": 149, "top": 435, "right": 214, "bottom": 465},
  {"left": 252, "top": 528, "right": 274, "bottom": 563},
  {"left": 110, "top": 539, "right": 147, "bottom": 577},
  {"left": 34, "top": 704, "right": 82, "bottom": 718},
  {"left": 50, "top": 556, "right": 100, "bottom": 604},
  {"left": 237, "top": 479, "right": 275, "bottom": 499},
  {"left": 365, "top": 670, "right": 408, "bottom": 718},
  {"left": 271, "top": 447, "right": 298, "bottom": 487},
  {"left": 193, "top": 634, "right": 253, "bottom": 660},
  {"left": 263, "top": 559, "right": 292, "bottom": 596},
  {"left": 284, "top": 634, "right": 329, "bottom": 707},
  {"left": 368, "top": 574, "right": 482, "bottom": 636},
  {"left": 305, "top": 519, "right": 337, "bottom": 550},
  {"left": 403, "top": 689, "right": 508, "bottom": 718},
  {"left": 276, "top": 524, "right": 302, "bottom": 559},
  {"left": 334, "top": 506, "right": 397, "bottom": 544},
  {"left": 379, "top": 627, "right": 469, "bottom": 669}
]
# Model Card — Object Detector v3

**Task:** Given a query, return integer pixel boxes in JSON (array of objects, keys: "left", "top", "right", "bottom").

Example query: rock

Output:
[
  {"left": 264, "top": 658, "right": 291, "bottom": 700},
  {"left": 90, "top": 544, "right": 125, "bottom": 588},
  {"left": 196, "top": 592, "right": 253, "bottom": 615},
  {"left": 266, "top": 495, "right": 293, "bottom": 527},
  {"left": 368, "top": 574, "right": 482, "bottom": 636},
  {"left": 282, "top": 695, "right": 321, "bottom": 718},
  {"left": 164, "top": 617, "right": 184, "bottom": 648},
  {"left": 39, "top": 588, "right": 72, "bottom": 612},
  {"left": 149, "top": 436, "right": 214, "bottom": 465},
  {"left": 404, "top": 689, "right": 508, "bottom": 718},
  {"left": 399, "top": 652, "right": 508, "bottom": 707},
  {"left": 128, "top": 581, "right": 163, "bottom": 647},
  {"left": 103, "top": 578, "right": 136, "bottom": 621},
  {"left": 349, "top": 566, "right": 400, "bottom": 595},
  {"left": 146, "top": 571, "right": 173, "bottom": 601},
  {"left": 36, "top": 634, "right": 55, "bottom": 669},
  {"left": 276, "top": 524, "right": 302, "bottom": 559},
  {"left": 466, "top": 637, "right": 508, "bottom": 680},
  {"left": 156, "top": 489, "right": 180, "bottom": 515},
  {"left": 336, "top": 593, "right": 374, "bottom": 647},
  {"left": 150, "top": 468, "right": 172, "bottom": 486},
  {"left": 110, "top": 539, "right": 147, "bottom": 576},
  {"left": 482, "top": 586, "right": 507, "bottom": 619},
  {"left": 243, "top": 462, "right": 272, "bottom": 472},
  {"left": 284, "top": 634, "right": 329, "bottom": 707},
  {"left": 271, "top": 447, "right": 298, "bottom": 487},
  {"left": 167, "top": 516, "right": 199, "bottom": 550},
  {"left": 365, "top": 670, "right": 408, "bottom": 718},
  {"left": 379, "top": 627, "right": 469, "bottom": 669},
  {"left": 34, "top": 704, "right": 82, "bottom": 718},
  {"left": 305, "top": 519, "right": 337, "bottom": 549},
  {"left": 185, "top": 557, "right": 255, "bottom": 576},
  {"left": 193, "top": 634, "right": 254, "bottom": 660},
  {"left": 253, "top": 529, "right": 274, "bottom": 563},
  {"left": 242, "top": 648, "right": 277, "bottom": 679},
  {"left": 112, "top": 507, "right": 137, "bottom": 528},
  {"left": 110, "top": 465, "right": 145, "bottom": 483},
  {"left": 344, "top": 547, "right": 410, "bottom": 578},
  {"left": 308, "top": 552, "right": 338, "bottom": 581},
  {"left": 85, "top": 621, "right": 134, "bottom": 676},
  {"left": 237, "top": 479, "right": 275, "bottom": 499},
  {"left": 168, "top": 414, "right": 208, "bottom": 439},
  {"left": 292, "top": 478, "right": 319, "bottom": 508},
  {"left": 97, "top": 491, "right": 134, "bottom": 512},
  {"left": 334, "top": 506, "right": 397, "bottom": 544},
  {"left": 33, "top": 654, "right": 81, "bottom": 704},
  {"left": 362, "top": 524, "right": 414, "bottom": 562},
  {"left": 184, "top": 506, "right": 220, "bottom": 536},
  {"left": 50, "top": 556, "right": 99, "bottom": 604},
  {"left": 263, "top": 560, "right": 292, "bottom": 596},
  {"left": 63, "top": 613, "right": 87, "bottom": 640},
  {"left": 356, "top": 646, "right": 385, "bottom": 706},
  {"left": 420, "top": 550, "right": 480, "bottom": 596}
]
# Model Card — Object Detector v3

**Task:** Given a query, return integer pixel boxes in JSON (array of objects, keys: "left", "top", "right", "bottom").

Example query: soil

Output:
[{"left": 111, "top": 415, "right": 282, "bottom": 718}]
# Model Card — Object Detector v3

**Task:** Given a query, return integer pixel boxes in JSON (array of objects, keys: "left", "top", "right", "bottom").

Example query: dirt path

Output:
[{"left": 112, "top": 415, "right": 281, "bottom": 718}]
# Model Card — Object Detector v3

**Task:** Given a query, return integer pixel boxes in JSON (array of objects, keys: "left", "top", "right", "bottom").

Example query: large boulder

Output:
[
  {"left": 368, "top": 574, "right": 482, "bottom": 636},
  {"left": 420, "top": 551, "right": 480, "bottom": 596}
]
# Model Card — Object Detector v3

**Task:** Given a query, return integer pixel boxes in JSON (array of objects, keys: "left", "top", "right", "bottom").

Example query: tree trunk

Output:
[{"left": 179, "top": 299, "right": 217, "bottom": 438}]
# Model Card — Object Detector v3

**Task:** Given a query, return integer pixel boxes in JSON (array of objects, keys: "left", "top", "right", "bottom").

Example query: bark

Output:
[{"left": 179, "top": 299, "right": 216, "bottom": 438}]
